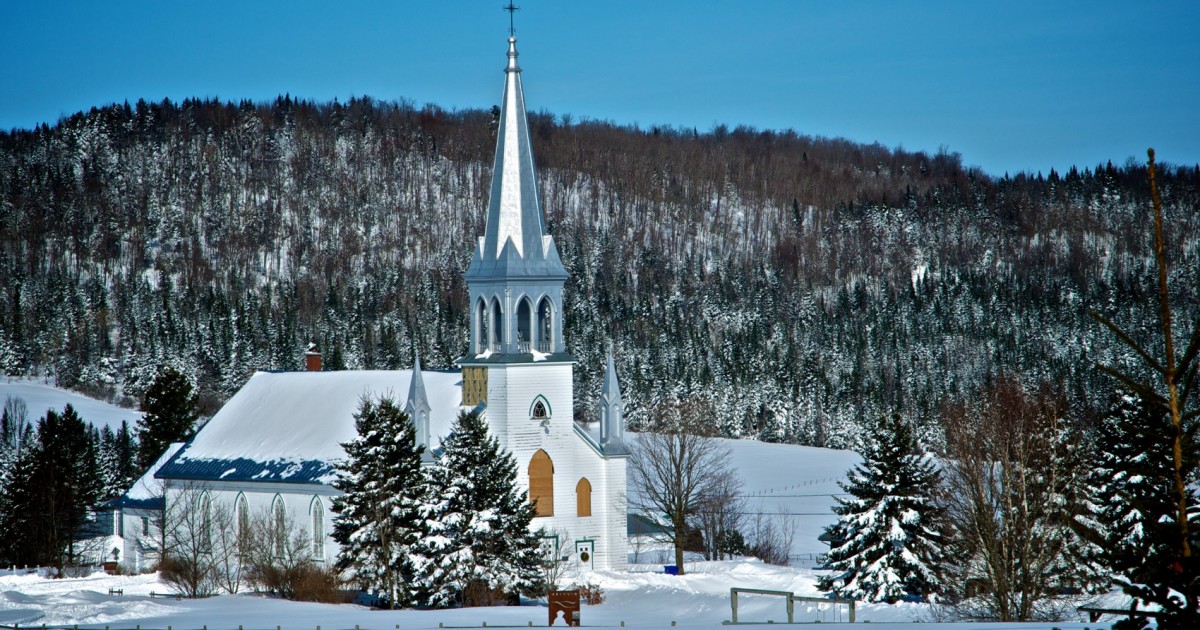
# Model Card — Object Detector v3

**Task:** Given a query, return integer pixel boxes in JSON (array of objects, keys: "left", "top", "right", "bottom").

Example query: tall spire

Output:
[
  {"left": 462, "top": 34, "right": 570, "bottom": 362},
  {"left": 467, "top": 36, "right": 567, "bottom": 275}
]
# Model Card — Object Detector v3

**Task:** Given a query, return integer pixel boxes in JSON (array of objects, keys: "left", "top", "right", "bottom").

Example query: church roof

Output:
[
  {"left": 466, "top": 36, "right": 567, "bottom": 282},
  {"left": 105, "top": 441, "right": 185, "bottom": 510},
  {"left": 157, "top": 369, "right": 464, "bottom": 486}
]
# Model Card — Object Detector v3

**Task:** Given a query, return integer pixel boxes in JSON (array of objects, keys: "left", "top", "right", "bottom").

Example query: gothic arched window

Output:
[
  {"left": 235, "top": 493, "right": 250, "bottom": 554},
  {"left": 272, "top": 495, "right": 286, "bottom": 557},
  {"left": 517, "top": 297, "right": 533, "bottom": 352},
  {"left": 537, "top": 297, "right": 554, "bottom": 353},
  {"left": 576, "top": 477, "right": 592, "bottom": 517},
  {"left": 528, "top": 449, "right": 554, "bottom": 517},
  {"left": 310, "top": 497, "right": 324, "bottom": 561},
  {"left": 476, "top": 298, "right": 489, "bottom": 354},
  {"left": 200, "top": 492, "right": 213, "bottom": 553},
  {"left": 491, "top": 296, "right": 504, "bottom": 351}
]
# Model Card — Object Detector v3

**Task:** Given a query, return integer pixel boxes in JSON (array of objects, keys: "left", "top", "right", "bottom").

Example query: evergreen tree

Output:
[
  {"left": 98, "top": 421, "right": 139, "bottom": 500},
  {"left": 331, "top": 396, "right": 426, "bottom": 608},
  {"left": 0, "top": 405, "right": 101, "bottom": 572},
  {"left": 136, "top": 366, "right": 199, "bottom": 470},
  {"left": 819, "top": 413, "right": 946, "bottom": 603},
  {"left": 416, "top": 410, "right": 544, "bottom": 608},
  {"left": 1080, "top": 392, "right": 1199, "bottom": 629}
]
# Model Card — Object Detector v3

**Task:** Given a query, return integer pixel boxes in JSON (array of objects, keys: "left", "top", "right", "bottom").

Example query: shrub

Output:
[
  {"left": 577, "top": 582, "right": 606, "bottom": 605},
  {"left": 292, "top": 565, "right": 345, "bottom": 603}
]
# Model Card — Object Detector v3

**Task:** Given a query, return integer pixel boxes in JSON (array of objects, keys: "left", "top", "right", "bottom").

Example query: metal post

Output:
[
  {"left": 787, "top": 594, "right": 794, "bottom": 624},
  {"left": 730, "top": 588, "right": 738, "bottom": 624}
]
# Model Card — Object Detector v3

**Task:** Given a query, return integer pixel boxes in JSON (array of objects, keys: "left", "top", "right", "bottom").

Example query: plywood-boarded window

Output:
[
  {"left": 529, "top": 449, "right": 554, "bottom": 517},
  {"left": 576, "top": 477, "right": 592, "bottom": 517},
  {"left": 462, "top": 366, "right": 488, "bottom": 406}
]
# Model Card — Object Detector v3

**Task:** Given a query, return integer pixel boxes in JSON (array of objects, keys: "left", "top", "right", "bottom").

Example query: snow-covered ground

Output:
[
  {"left": 0, "top": 378, "right": 141, "bottom": 432},
  {"left": 0, "top": 381, "right": 1114, "bottom": 628},
  {"left": 0, "top": 561, "right": 1111, "bottom": 629}
]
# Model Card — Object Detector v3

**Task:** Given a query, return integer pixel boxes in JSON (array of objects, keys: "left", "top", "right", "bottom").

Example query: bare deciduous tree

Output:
[
  {"left": 160, "top": 484, "right": 221, "bottom": 597},
  {"left": 630, "top": 399, "right": 738, "bottom": 575},
  {"left": 939, "top": 378, "right": 1092, "bottom": 621},
  {"left": 240, "top": 505, "right": 323, "bottom": 599},
  {"left": 695, "top": 465, "right": 744, "bottom": 561},
  {"left": 536, "top": 529, "right": 575, "bottom": 595},
  {"left": 747, "top": 510, "right": 795, "bottom": 567}
]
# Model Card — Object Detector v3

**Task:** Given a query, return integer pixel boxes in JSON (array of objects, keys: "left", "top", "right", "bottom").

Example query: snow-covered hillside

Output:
[{"left": 0, "top": 378, "right": 141, "bottom": 432}]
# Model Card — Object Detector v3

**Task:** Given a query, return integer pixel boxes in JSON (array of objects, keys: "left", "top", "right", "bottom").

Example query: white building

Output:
[
  {"left": 153, "top": 34, "right": 630, "bottom": 573},
  {"left": 84, "top": 442, "right": 183, "bottom": 572}
]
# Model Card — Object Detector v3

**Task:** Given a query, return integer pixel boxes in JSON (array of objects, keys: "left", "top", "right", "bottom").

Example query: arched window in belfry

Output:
[
  {"left": 537, "top": 297, "right": 554, "bottom": 353},
  {"left": 476, "top": 298, "right": 489, "bottom": 354},
  {"left": 491, "top": 296, "right": 504, "bottom": 351},
  {"left": 516, "top": 297, "right": 533, "bottom": 352},
  {"left": 528, "top": 449, "right": 554, "bottom": 517},
  {"left": 576, "top": 478, "right": 592, "bottom": 517}
]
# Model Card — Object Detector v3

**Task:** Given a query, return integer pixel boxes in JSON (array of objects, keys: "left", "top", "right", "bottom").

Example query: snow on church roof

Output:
[
  {"left": 157, "top": 369, "right": 463, "bottom": 486},
  {"left": 106, "top": 441, "right": 185, "bottom": 510}
]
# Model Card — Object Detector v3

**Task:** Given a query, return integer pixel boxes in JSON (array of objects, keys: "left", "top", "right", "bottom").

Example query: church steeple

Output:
[{"left": 463, "top": 35, "right": 569, "bottom": 362}]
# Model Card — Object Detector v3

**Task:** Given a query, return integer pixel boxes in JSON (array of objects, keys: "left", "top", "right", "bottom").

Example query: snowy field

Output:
[
  {"left": 0, "top": 562, "right": 1113, "bottom": 629},
  {"left": 0, "top": 378, "right": 141, "bottom": 432},
  {"left": 0, "top": 382, "right": 1117, "bottom": 629}
]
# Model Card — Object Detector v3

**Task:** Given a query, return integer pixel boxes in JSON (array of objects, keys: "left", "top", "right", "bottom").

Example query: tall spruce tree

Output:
[
  {"left": 331, "top": 396, "right": 425, "bottom": 608},
  {"left": 416, "top": 410, "right": 544, "bottom": 608},
  {"left": 819, "top": 413, "right": 946, "bottom": 603},
  {"left": 136, "top": 366, "right": 199, "bottom": 470},
  {"left": 1080, "top": 392, "right": 1199, "bottom": 629},
  {"left": 0, "top": 405, "right": 101, "bottom": 572}
]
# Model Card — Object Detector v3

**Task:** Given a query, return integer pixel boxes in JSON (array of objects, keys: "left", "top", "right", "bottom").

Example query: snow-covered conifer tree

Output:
[
  {"left": 416, "top": 409, "right": 543, "bottom": 608},
  {"left": 331, "top": 396, "right": 425, "bottom": 608},
  {"left": 1079, "top": 392, "right": 1198, "bottom": 627},
  {"left": 819, "top": 413, "right": 946, "bottom": 603}
]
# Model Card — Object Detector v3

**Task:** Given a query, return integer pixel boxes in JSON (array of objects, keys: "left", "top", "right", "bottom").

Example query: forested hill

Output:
[{"left": 1, "top": 96, "right": 1198, "bottom": 448}]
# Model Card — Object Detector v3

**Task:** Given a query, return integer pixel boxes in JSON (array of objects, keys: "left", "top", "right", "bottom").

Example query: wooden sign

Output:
[{"left": 548, "top": 589, "right": 581, "bottom": 627}]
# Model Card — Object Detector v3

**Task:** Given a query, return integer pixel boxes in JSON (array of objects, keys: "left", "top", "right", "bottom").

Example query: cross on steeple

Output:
[{"left": 503, "top": 2, "right": 520, "bottom": 36}]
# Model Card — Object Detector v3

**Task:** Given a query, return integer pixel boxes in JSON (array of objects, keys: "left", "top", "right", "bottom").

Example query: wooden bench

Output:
[{"left": 1078, "top": 604, "right": 1160, "bottom": 623}]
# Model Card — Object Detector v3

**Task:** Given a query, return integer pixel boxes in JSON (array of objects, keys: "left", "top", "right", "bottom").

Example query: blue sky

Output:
[{"left": 3, "top": 1, "right": 1198, "bottom": 176}]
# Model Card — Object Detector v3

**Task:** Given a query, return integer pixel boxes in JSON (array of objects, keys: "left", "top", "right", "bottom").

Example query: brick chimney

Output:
[{"left": 305, "top": 343, "right": 322, "bottom": 372}]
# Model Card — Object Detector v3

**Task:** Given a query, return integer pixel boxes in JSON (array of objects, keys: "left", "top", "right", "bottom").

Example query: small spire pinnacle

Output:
[
  {"left": 600, "top": 351, "right": 625, "bottom": 449},
  {"left": 406, "top": 354, "right": 432, "bottom": 456},
  {"left": 503, "top": 2, "right": 520, "bottom": 37}
]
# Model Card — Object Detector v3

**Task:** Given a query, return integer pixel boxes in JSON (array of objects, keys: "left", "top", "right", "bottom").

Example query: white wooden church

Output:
[{"left": 152, "top": 34, "right": 630, "bottom": 571}]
